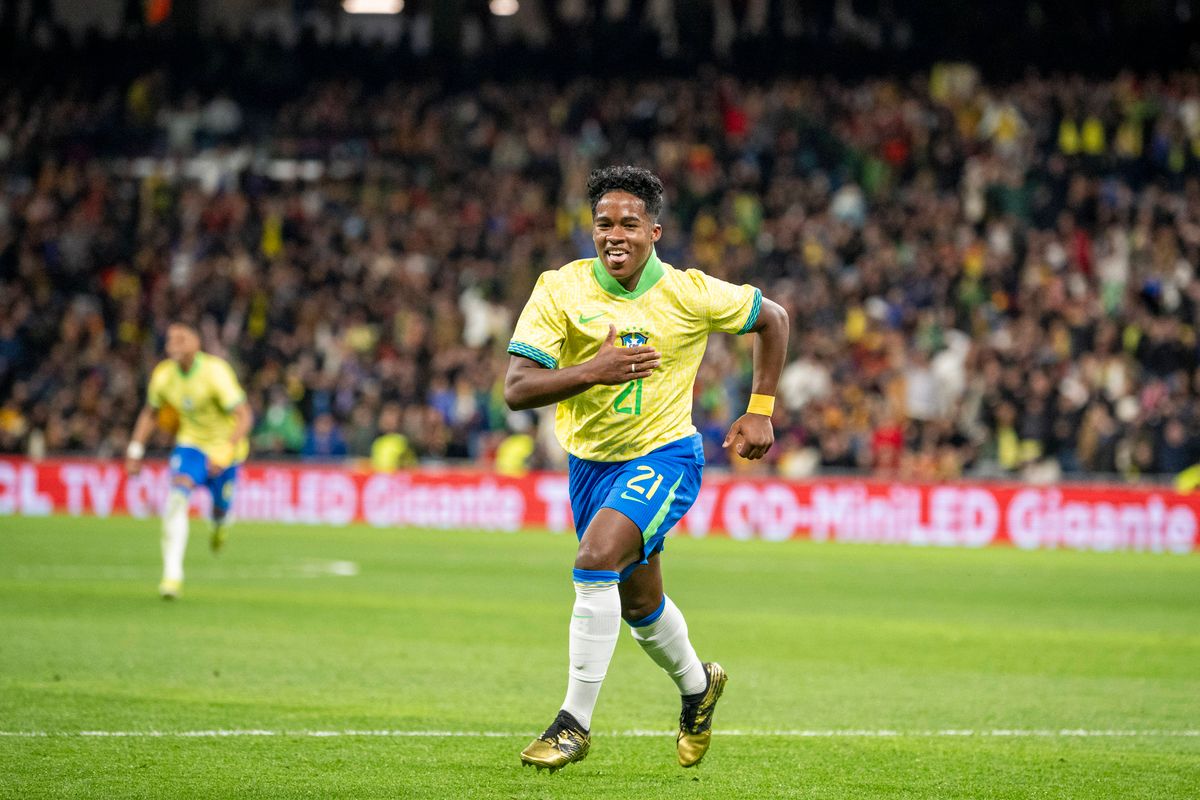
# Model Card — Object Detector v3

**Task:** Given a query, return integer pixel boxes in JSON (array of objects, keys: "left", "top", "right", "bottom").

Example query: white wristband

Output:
[{"left": 127, "top": 441, "right": 145, "bottom": 460}]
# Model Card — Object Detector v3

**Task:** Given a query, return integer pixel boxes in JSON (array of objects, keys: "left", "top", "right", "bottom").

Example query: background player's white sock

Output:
[
  {"left": 629, "top": 595, "right": 707, "bottom": 696},
  {"left": 161, "top": 489, "right": 190, "bottom": 582},
  {"left": 560, "top": 569, "right": 622, "bottom": 731}
]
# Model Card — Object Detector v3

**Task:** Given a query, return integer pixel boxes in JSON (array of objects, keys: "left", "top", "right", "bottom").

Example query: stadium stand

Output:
[{"left": 2, "top": 23, "right": 1200, "bottom": 483}]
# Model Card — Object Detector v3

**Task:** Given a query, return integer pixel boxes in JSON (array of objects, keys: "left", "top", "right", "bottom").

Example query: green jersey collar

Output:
[
  {"left": 591, "top": 249, "right": 665, "bottom": 300},
  {"left": 176, "top": 351, "right": 203, "bottom": 379}
]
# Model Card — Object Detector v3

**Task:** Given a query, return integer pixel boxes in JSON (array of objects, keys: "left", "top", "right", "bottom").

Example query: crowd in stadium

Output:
[{"left": 3, "top": 32, "right": 1200, "bottom": 481}]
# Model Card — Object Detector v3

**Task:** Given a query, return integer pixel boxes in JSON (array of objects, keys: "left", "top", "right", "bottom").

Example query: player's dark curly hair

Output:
[{"left": 587, "top": 166, "right": 665, "bottom": 220}]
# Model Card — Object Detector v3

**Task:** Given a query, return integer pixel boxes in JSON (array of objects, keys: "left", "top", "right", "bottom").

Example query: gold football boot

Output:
[
  {"left": 209, "top": 506, "right": 232, "bottom": 554},
  {"left": 677, "top": 662, "right": 728, "bottom": 767},
  {"left": 520, "top": 710, "right": 590, "bottom": 773},
  {"left": 209, "top": 519, "right": 229, "bottom": 554}
]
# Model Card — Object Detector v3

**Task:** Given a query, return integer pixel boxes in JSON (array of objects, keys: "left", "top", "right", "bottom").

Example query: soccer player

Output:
[
  {"left": 505, "top": 166, "right": 789, "bottom": 771},
  {"left": 125, "top": 322, "right": 253, "bottom": 599}
]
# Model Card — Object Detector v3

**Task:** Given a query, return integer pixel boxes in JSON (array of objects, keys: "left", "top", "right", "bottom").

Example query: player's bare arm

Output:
[
  {"left": 229, "top": 402, "right": 253, "bottom": 444},
  {"left": 125, "top": 404, "right": 158, "bottom": 476},
  {"left": 504, "top": 324, "right": 661, "bottom": 411},
  {"left": 723, "top": 297, "right": 789, "bottom": 461},
  {"left": 210, "top": 401, "right": 254, "bottom": 476}
]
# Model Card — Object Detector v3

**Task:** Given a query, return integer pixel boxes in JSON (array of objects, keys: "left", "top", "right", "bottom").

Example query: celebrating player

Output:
[
  {"left": 125, "top": 322, "right": 253, "bottom": 600},
  {"left": 505, "top": 166, "right": 789, "bottom": 771}
]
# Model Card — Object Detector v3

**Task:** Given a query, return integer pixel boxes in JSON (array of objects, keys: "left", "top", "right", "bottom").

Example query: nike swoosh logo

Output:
[
  {"left": 619, "top": 491, "right": 647, "bottom": 504},
  {"left": 578, "top": 312, "right": 607, "bottom": 324}
]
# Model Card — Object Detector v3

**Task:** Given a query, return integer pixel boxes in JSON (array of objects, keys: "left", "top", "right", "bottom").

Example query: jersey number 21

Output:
[{"left": 614, "top": 379, "right": 643, "bottom": 415}]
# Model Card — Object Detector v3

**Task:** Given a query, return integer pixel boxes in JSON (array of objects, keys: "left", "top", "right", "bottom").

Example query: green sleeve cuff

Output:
[
  {"left": 222, "top": 392, "right": 247, "bottom": 413},
  {"left": 507, "top": 341, "right": 558, "bottom": 369},
  {"left": 737, "top": 288, "right": 763, "bottom": 335}
]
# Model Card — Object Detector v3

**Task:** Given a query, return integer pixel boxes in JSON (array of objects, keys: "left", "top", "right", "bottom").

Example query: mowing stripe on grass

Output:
[
  {"left": 7, "top": 561, "right": 360, "bottom": 580},
  {"left": 1, "top": 730, "right": 1197, "bottom": 738}
]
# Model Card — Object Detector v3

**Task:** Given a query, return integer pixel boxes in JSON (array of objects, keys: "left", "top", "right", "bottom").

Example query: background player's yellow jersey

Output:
[
  {"left": 508, "top": 251, "right": 761, "bottom": 461},
  {"left": 146, "top": 352, "right": 250, "bottom": 467}
]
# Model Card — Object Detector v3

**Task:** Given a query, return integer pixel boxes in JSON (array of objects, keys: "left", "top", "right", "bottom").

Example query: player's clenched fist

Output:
[
  {"left": 586, "top": 324, "right": 661, "bottom": 385},
  {"left": 723, "top": 413, "right": 775, "bottom": 460}
]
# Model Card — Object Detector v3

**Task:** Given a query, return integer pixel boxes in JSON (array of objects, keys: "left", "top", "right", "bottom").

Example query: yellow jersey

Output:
[
  {"left": 370, "top": 433, "right": 416, "bottom": 472},
  {"left": 508, "top": 252, "right": 761, "bottom": 461},
  {"left": 146, "top": 352, "right": 250, "bottom": 467}
]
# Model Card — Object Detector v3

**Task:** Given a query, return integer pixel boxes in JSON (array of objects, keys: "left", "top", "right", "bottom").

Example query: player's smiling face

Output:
[{"left": 592, "top": 191, "right": 662, "bottom": 289}]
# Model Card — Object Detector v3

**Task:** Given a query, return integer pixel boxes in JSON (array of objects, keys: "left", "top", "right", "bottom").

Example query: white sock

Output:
[
  {"left": 560, "top": 571, "right": 622, "bottom": 731},
  {"left": 629, "top": 595, "right": 708, "bottom": 696},
  {"left": 161, "top": 489, "right": 190, "bottom": 582}
]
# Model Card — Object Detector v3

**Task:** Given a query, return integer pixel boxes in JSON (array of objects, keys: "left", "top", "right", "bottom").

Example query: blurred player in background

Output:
[
  {"left": 505, "top": 166, "right": 789, "bottom": 772},
  {"left": 125, "top": 323, "right": 253, "bottom": 599}
]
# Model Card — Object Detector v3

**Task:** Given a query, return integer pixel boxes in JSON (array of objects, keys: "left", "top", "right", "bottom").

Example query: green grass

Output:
[{"left": 1, "top": 516, "right": 1198, "bottom": 799}]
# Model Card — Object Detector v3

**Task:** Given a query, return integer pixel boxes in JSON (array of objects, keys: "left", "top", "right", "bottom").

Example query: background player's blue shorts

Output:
[
  {"left": 567, "top": 434, "right": 704, "bottom": 582},
  {"left": 169, "top": 446, "right": 240, "bottom": 514}
]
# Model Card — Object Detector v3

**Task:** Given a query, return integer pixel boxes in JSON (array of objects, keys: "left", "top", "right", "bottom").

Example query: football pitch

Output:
[{"left": 1, "top": 517, "right": 1198, "bottom": 799}]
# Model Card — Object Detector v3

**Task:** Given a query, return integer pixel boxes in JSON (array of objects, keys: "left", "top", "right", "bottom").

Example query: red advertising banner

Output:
[{"left": 1, "top": 456, "right": 1197, "bottom": 554}]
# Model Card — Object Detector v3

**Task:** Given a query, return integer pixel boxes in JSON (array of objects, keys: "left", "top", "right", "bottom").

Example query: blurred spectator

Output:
[
  {"left": 253, "top": 390, "right": 308, "bottom": 456},
  {"left": 370, "top": 403, "right": 416, "bottom": 472},
  {"left": 346, "top": 405, "right": 379, "bottom": 459},
  {"left": 302, "top": 413, "right": 348, "bottom": 461},
  {"left": 494, "top": 431, "right": 536, "bottom": 478},
  {"left": 1156, "top": 419, "right": 1198, "bottom": 475}
]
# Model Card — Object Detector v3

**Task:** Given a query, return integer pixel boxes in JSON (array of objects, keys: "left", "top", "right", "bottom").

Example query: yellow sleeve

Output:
[
  {"left": 692, "top": 270, "right": 762, "bottom": 335},
  {"left": 208, "top": 359, "right": 247, "bottom": 411},
  {"left": 507, "top": 271, "right": 565, "bottom": 369},
  {"left": 146, "top": 362, "right": 170, "bottom": 409}
]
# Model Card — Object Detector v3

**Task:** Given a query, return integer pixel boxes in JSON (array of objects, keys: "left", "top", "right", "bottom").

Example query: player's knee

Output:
[
  {"left": 573, "top": 547, "right": 616, "bottom": 572},
  {"left": 574, "top": 538, "right": 636, "bottom": 573},
  {"left": 172, "top": 475, "right": 195, "bottom": 492},
  {"left": 621, "top": 594, "right": 664, "bottom": 624},
  {"left": 163, "top": 487, "right": 190, "bottom": 522}
]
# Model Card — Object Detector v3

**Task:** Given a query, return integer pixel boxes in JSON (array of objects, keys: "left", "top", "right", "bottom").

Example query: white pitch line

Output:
[
  {"left": 0, "top": 729, "right": 1197, "bottom": 739},
  {"left": 6, "top": 561, "right": 360, "bottom": 581}
]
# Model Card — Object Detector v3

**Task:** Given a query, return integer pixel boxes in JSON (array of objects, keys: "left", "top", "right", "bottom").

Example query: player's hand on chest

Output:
[{"left": 584, "top": 323, "right": 661, "bottom": 386}]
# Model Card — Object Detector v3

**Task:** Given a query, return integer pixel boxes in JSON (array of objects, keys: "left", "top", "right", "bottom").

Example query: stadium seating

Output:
[{"left": 1, "top": 37, "right": 1199, "bottom": 482}]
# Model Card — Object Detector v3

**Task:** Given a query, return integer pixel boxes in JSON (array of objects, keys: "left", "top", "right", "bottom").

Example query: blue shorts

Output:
[
  {"left": 567, "top": 434, "right": 704, "bottom": 582},
  {"left": 169, "top": 446, "right": 240, "bottom": 514}
]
